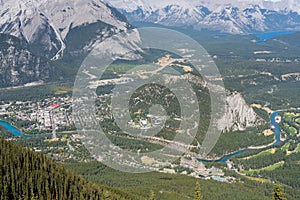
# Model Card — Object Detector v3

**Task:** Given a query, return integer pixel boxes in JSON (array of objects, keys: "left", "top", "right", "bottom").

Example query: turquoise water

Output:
[
  {"left": 0, "top": 111, "right": 284, "bottom": 162},
  {"left": 198, "top": 111, "right": 282, "bottom": 163},
  {"left": 252, "top": 30, "right": 296, "bottom": 44},
  {"left": 270, "top": 112, "right": 282, "bottom": 146},
  {"left": 197, "top": 149, "right": 248, "bottom": 163},
  {"left": 0, "top": 120, "right": 26, "bottom": 137},
  {"left": 0, "top": 120, "right": 49, "bottom": 139}
]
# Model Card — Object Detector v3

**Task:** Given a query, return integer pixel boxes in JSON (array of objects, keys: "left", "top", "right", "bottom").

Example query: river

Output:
[
  {"left": 0, "top": 111, "right": 283, "bottom": 162},
  {"left": 198, "top": 111, "right": 282, "bottom": 163},
  {"left": 0, "top": 120, "right": 26, "bottom": 137}
]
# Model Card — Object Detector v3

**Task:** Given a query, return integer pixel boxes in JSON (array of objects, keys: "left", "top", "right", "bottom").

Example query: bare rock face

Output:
[
  {"left": 218, "top": 91, "right": 264, "bottom": 132},
  {"left": 182, "top": 73, "right": 264, "bottom": 131},
  {"left": 0, "top": 34, "right": 55, "bottom": 87},
  {"left": 0, "top": 0, "right": 130, "bottom": 59},
  {"left": 165, "top": 73, "right": 264, "bottom": 132},
  {"left": 0, "top": 0, "right": 131, "bottom": 87}
]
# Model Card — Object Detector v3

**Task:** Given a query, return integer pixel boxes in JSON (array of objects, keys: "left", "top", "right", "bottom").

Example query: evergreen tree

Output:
[
  {"left": 0, "top": 139, "right": 129, "bottom": 200},
  {"left": 194, "top": 181, "right": 202, "bottom": 200},
  {"left": 149, "top": 190, "right": 155, "bottom": 200},
  {"left": 30, "top": 193, "right": 38, "bottom": 200},
  {"left": 272, "top": 183, "right": 287, "bottom": 200}
]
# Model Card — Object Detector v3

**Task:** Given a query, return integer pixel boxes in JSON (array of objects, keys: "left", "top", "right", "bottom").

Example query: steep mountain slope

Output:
[
  {"left": 105, "top": 0, "right": 300, "bottom": 34},
  {"left": 0, "top": 0, "right": 130, "bottom": 87},
  {"left": 0, "top": 139, "right": 131, "bottom": 200},
  {"left": 0, "top": 0, "right": 129, "bottom": 59},
  {"left": 219, "top": 92, "right": 263, "bottom": 131},
  {"left": 0, "top": 34, "right": 57, "bottom": 87}
]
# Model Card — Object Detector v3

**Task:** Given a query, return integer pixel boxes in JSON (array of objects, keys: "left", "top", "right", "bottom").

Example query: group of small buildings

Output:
[
  {"left": 158, "top": 156, "right": 236, "bottom": 183},
  {"left": 0, "top": 97, "right": 73, "bottom": 134},
  {"left": 127, "top": 114, "right": 168, "bottom": 129}
]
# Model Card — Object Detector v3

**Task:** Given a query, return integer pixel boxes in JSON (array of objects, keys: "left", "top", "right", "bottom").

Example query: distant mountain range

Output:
[
  {"left": 104, "top": 0, "right": 300, "bottom": 34},
  {"left": 1, "top": 0, "right": 300, "bottom": 87}
]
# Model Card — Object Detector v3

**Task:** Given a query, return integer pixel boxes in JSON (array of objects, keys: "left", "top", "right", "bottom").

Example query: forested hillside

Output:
[{"left": 0, "top": 139, "right": 131, "bottom": 200}]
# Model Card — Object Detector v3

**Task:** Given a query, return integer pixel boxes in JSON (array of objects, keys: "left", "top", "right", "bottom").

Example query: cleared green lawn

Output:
[
  {"left": 244, "top": 161, "right": 285, "bottom": 175},
  {"left": 289, "top": 126, "right": 298, "bottom": 136},
  {"left": 243, "top": 149, "right": 275, "bottom": 160},
  {"left": 284, "top": 123, "right": 298, "bottom": 136},
  {"left": 284, "top": 113, "right": 295, "bottom": 122},
  {"left": 281, "top": 142, "right": 290, "bottom": 152},
  {"left": 296, "top": 144, "right": 300, "bottom": 153}
]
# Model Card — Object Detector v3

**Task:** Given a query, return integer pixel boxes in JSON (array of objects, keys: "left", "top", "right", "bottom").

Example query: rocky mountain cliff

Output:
[
  {"left": 105, "top": 0, "right": 300, "bottom": 34},
  {"left": 218, "top": 92, "right": 264, "bottom": 132},
  {"left": 0, "top": 0, "right": 130, "bottom": 59},
  {"left": 0, "top": 0, "right": 130, "bottom": 87},
  {"left": 187, "top": 73, "right": 264, "bottom": 131},
  {"left": 0, "top": 34, "right": 56, "bottom": 87}
]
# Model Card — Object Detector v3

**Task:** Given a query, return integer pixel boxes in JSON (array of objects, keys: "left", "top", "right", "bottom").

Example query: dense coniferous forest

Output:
[
  {"left": 1, "top": 138, "right": 300, "bottom": 199},
  {"left": 0, "top": 139, "right": 131, "bottom": 200},
  {"left": 66, "top": 161, "right": 275, "bottom": 200}
]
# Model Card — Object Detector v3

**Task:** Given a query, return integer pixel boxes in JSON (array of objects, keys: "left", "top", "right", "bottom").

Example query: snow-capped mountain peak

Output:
[{"left": 104, "top": 0, "right": 300, "bottom": 34}]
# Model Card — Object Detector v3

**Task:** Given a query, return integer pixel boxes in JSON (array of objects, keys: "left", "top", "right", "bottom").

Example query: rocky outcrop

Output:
[
  {"left": 165, "top": 73, "right": 264, "bottom": 132},
  {"left": 218, "top": 91, "right": 264, "bottom": 131}
]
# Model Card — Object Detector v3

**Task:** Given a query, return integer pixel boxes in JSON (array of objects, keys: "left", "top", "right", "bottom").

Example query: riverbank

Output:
[
  {"left": 0, "top": 120, "right": 25, "bottom": 137},
  {"left": 197, "top": 111, "right": 283, "bottom": 163}
]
